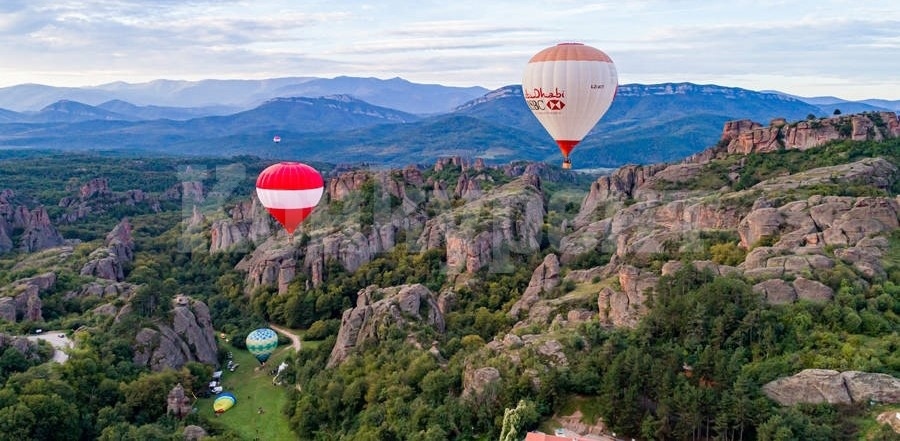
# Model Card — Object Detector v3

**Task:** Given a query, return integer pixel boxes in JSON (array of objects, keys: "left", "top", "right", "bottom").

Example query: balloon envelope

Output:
[
  {"left": 245, "top": 328, "right": 278, "bottom": 363},
  {"left": 273, "top": 135, "right": 281, "bottom": 143},
  {"left": 213, "top": 392, "right": 236, "bottom": 413},
  {"left": 522, "top": 42, "right": 617, "bottom": 168},
  {"left": 256, "top": 162, "right": 324, "bottom": 234}
]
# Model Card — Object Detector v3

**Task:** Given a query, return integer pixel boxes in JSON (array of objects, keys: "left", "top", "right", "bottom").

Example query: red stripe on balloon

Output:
[{"left": 264, "top": 207, "right": 316, "bottom": 234}]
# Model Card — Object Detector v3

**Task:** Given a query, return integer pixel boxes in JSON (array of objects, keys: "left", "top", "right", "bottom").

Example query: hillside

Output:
[{"left": 0, "top": 113, "right": 898, "bottom": 439}]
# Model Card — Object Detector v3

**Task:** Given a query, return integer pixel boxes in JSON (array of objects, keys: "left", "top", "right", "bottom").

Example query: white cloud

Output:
[{"left": 0, "top": 0, "right": 898, "bottom": 99}]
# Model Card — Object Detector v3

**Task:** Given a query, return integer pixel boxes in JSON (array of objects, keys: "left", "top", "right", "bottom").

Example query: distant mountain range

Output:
[
  {"left": 0, "top": 76, "right": 488, "bottom": 115},
  {"left": 0, "top": 76, "right": 897, "bottom": 167}
]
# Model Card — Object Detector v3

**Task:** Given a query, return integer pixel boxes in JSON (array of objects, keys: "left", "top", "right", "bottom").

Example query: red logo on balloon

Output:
[{"left": 546, "top": 99, "right": 565, "bottom": 110}]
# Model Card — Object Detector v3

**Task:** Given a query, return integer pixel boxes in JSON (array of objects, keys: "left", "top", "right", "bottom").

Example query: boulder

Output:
[
  {"left": 792, "top": 277, "right": 833, "bottom": 302},
  {"left": 752, "top": 279, "right": 796, "bottom": 304},
  {"left": 183, "top": 425, "right": 208, "bottom": 441}
]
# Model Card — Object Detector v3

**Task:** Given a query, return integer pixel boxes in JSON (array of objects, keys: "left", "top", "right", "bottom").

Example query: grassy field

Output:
[{"left": 196, "top": 342, "right": 298, "bottom": 440}]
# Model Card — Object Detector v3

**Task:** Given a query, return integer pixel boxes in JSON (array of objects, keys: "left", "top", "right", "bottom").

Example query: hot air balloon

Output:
[
  {"left": 245, "top": 328, "right": 278, "bottom": 364},
  {"left": 522, "top": 42, "right": 618, "bottom": 169},
  {"left": 213, "top": 391, "right": 236, "bottom": 414},
  {"left": 273, "top": 135, "right": 282, "bottom": 143},
  {"left": 256, "top": 162, "right": 324, "bottom": 235}
]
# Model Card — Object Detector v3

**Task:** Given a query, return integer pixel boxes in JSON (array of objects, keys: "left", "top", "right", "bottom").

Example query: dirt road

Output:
[
  {"left": 269, "top": 323, "right": 301, "bottom": 352},
  {"left": 26, "top": 331, "right": 73, "bottom": 363}
]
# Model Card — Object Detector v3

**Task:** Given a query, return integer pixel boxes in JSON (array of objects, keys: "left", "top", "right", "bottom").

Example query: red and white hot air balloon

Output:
[
  {"left": 255, "top": 162, "right": 324, "bottom": 235},
  {"left": 273, "top": 135, "right": 282, "bottom": 144},
  {"left": 522, "top": 42, "right": 618, "bottom": 169}
]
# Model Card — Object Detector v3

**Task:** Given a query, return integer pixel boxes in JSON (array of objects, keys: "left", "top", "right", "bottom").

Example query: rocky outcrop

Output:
[
  {"left": 132, "top": 296, "right": 218, "bottom": 371},
  {"left": 454, "top": 173, "right": 484, "bottom": 200},
  {"left": 508, "top": 254, "right": 560, "bottom": 319},
  {"left": 737, "top": 196, "right": 898, "bottom": 271},
  {"left": 562, "top": 195, "right": 746, "bottom": 265},
  {"left": 721, "top": 112, "right": 900, "bottom": 154},
  {"left": 762, "top": 369, "right": 900, "bottom": 406},
  {"left": 17, "top": 206, "right": 64, "bottom": 252},
  {"left": 327, "top": 284, "right": 444, "bottom": 367},
  {"left": 462, "top": 366, "right": 501, "bottom": 400},
  {"left": 418, "top": 175, "right": 544, "bottom": 274},
  {"left": 81, "top": 218, "right": 134, "bottom": 281},
  {"left": 167, "top": 383, "right": 193, "bottom": 418},
  {"left": 0, "top": 272, "right": 56, "bottom": 323},
  {"left": 183, "top": 425, "right": 208, "bottom": 441},
  {"left": 597, "top": 265, "right": 658, "bottom": 328},
  {"left": 66, "top": 281, "right": 136, "bottom": 300},
  {"left": 0, "top": 333, "right": 47, "bottom": 363},
  {"left": 574, "top": 164, "right": 666, "bottom": 227},
  {"left": 209, "top": 198, "right": 272, "bottom": 253},
  {"left": 751, "top": 277, "right": 833, "bottom": 304},
  {"left": 58, "top": 177, "right": 161, "bottom": 223}
]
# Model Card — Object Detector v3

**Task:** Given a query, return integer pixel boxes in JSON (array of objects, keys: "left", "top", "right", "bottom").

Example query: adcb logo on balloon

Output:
[{"left": 546, "top": 99, "right": 565, "bottom": 110}]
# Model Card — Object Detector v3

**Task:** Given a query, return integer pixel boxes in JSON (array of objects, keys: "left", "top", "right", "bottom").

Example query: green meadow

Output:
[{"left": 196, "top": 342, "right": 297, "bottom": 440}]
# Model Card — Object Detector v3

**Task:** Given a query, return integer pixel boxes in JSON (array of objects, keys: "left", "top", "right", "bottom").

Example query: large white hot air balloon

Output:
[{"left": 522, "top": 42, "right": 618, "bottom": 169}]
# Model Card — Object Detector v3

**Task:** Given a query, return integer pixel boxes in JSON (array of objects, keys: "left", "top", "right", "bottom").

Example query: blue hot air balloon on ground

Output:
[{"left": 246, "top": 328, "right": 278, "bottom": 364}]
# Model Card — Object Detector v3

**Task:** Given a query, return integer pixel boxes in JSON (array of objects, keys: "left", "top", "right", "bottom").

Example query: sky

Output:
[{"left": 1, "top": 0, "right": 899, "bottom": 100}]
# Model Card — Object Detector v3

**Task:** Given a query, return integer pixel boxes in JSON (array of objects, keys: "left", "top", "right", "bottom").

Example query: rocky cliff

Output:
[
  {"left": 132, "top": 295, "right": 218, "bottom": 371},
  {"left": 327, "top": 284, "right": 444, "bottom": 367},
  {"left": 720, "top": 111, "right": 900, "bottom": 155}
]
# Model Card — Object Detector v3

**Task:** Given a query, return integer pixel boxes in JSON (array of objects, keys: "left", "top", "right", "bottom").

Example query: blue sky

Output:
[{"left": 1, "top": 0, "right": 898, "bottom": 100}]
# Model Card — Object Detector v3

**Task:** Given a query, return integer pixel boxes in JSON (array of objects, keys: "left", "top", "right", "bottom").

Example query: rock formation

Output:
[
  {"left": 58, "top": 177, "right": 161, "bottom": 223},
  {"left": 183, "top": 425, "right": 208, "bottom": 441},
  {"left": 508, "top": 254, "right": 561, "bottom": 319},
  {"left": 327, "top": 284, "right": 444, "bottom": 367},
  {"left": 209, "top": 198, "right": 272, "bottom": 253},
  {"left": 762, "top": 369, "right": 900, "bottom": 405},
  {"left": 418, "top": 174, "right": 544, "bottom": 274},
  {"left": 721, "top": 112, "right": 900, "bottom": 154},
  {"left": 0, "top": 272, "right": 56, "bottom": 323},
  {"left": 461, "top": 366, "right": 501, "bottom": 400},
  {"left": 596, "top": 266, "right": 659, "bottom": 328},
  {"left": 166, "top": 383, "right": 193, "bottom": 418},
  {"left": 132, "top": 296, "right": 218, "bottom": 371},
  {"left": 81, "top": 218, "right": 134, "bottom": 281},
  {"left": 16, "top": 206, "right": 64, "bottom": 252}
]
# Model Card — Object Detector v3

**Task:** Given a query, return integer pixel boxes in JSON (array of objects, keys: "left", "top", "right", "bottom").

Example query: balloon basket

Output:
[{"left": 561, "top": 161, "right": 572, "bottom": 170}]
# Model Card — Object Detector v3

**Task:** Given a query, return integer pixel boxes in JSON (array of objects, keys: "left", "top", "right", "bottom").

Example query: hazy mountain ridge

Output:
[
  {"left": 0, "top": 76, "right": 485, "bottom": 114},
  {"left": 1, "top": 77, "right": 898, "bottom": 168}
]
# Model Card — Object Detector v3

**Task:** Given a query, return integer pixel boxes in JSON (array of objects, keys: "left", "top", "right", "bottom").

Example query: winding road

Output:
[{"left": 269, "top": 323, "right": 302, "bottom": 352}]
